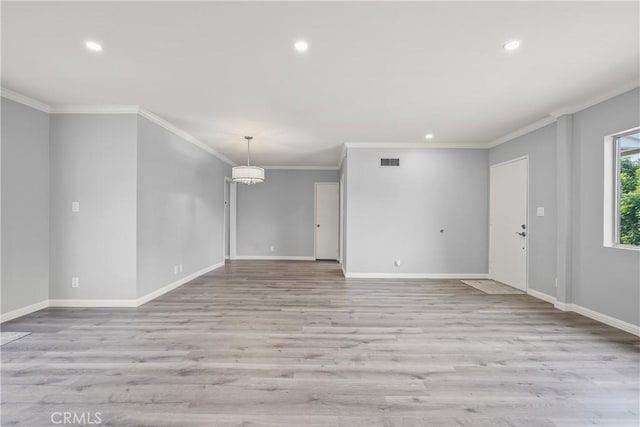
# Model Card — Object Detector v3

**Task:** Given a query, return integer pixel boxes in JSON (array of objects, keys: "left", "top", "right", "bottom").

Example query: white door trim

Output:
[
  {"left": 229, "top": 181, "right": 237, "bottom": 259},
  {"left": 339, "top": 175, "right": 344, "bottom": 264},
  {"left": 223, "top": 177, "right": 237, "bottom": 260},
  {"left": 314, "top": 184, "right": 316, "bottom": 260},
  {"left": 490, "top": 155, "right": 529, "bottom": 169},
  {"left": 314, "top": 182, "right": 340, "bottom": 260},
  {"left": 489, "top": 156, "right": 529, "bottom": 291},
  {"left": 223, "top": 177, "right": 228, "bottom": 259}
]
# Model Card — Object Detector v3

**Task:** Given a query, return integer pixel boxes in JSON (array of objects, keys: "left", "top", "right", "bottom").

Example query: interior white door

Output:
[
  {"left": 490, "top": 158, "right": 528, "bottom": 291},
  {"left": 315, "top": 183, "right": 339, "bottom": 260}
]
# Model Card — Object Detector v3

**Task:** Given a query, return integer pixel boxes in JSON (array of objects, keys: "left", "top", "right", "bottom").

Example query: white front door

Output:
[
  {"left": 315, "top": 182, "right": 339, "bottom": 260},
  {"left": 490, "top": 157, "right": 528, "bottom": 291}
]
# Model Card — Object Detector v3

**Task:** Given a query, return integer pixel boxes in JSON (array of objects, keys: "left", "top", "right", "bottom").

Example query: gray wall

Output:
[
  {"left": 49, "top": 114, "right": 138, "bottom": 300},
  {"left": 136, "top": 116, "right": 230, "bottom": 298},
  {"left": 1, "top": 99, "right": 50, "bottom": 314},
  {"left": 488, "top": 88, "right": 640, "bottom": 326},
  {"left": 236, "top": 169, "right": 339, "bottom": 257},
  {"left": 571, "top": 89, "right": 640, "bottom": 326},
  {"left": 490, "top": 123, "right": 558, "bottom": 297},
  {"left": 4, "top": 88, "right": 638, "bottom": 331},
  {"left": 345, "top": 148, "right": 489, "bottom": 274}
]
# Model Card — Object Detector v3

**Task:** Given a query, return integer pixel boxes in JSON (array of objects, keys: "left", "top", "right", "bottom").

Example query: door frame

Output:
[
  {"left": 489, "top": 155, "right": 529, "bottom": 291},
  {"left": 223, "top": 177, "right": 237, "bottom": 261},
  {"left": 339, "top": 175, "right": 344, "bottom": 264},
  {"left": 314, "top": 182, "right": 340, "bottom": 260}
]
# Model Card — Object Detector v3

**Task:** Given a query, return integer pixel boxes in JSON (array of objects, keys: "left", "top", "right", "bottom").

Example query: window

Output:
[{"left": 605, "top": 128, "right": 640, "bottom": 249}]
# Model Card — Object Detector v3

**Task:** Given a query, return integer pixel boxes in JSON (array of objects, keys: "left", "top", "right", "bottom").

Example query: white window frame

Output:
[{"left": 603, "top": 127, "right": 640, "bottom": 251}]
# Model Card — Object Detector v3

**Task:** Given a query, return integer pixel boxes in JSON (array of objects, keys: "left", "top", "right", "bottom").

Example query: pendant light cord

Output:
[{"left": 245, "top": 136, "right": 253, "bottom": 166}]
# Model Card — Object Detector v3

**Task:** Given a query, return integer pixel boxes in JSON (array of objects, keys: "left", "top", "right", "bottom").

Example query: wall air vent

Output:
[{"left": 379, "top": 158, "right": 400, "bottom": 167}]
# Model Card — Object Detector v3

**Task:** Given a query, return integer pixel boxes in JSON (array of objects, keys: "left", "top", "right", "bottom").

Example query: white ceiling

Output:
[{"left": 2, "top": 1, "right": 639, "bottom": 167}]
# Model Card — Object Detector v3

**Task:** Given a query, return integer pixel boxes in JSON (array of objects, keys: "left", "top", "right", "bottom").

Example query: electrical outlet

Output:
[
  {"left": 173, "top": 265, "right": 179, "bottom": 275},
  {"left": 269, "top": 245, "right": 275, "bottom": 252},
  {"left": 71, "top": 201, "right": 80, "bottom": 213},
  {"left": 179, "top": 264, "right": 183, "bottom": 273},
  {"left": 71, "top": 277, "right": 79, "bottom": 288}
]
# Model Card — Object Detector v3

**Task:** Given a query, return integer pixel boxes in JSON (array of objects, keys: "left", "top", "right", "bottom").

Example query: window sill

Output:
[{"left": 605, "top": 243, "right": 640, "bottom": 252}]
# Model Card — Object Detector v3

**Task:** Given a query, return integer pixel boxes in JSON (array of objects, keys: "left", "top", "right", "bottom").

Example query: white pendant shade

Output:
[
  {"left": 232, "top": 136, "right": 265, "bottom": 185},
  {"left": 232, "top": 165, "right": 264, "bottom": 185}
]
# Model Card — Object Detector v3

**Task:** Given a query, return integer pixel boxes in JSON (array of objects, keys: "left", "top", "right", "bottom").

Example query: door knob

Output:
[{"left": 317, "top": 224, "right": 320, "bottom": 228}]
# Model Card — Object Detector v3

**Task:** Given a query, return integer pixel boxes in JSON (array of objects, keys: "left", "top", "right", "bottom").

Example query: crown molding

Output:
[
  {"left": 337, "top": 144, "right": 348, "bottom": 170},
  {"left": 138, "top": 109, "right": 235, "bottom": 166},
  {"left": 1, "top": 88, "right": 235, "bottom": 166},
  {"left": 6, "top": 81, "right": 637, "bottom": 168},
  {"left": 487, "top": 80, "right": 639, "bottom": 149},
  {"left": 549, "top": 80, "right": 639, "bottom": 118},
  {"left": 263, "top": 165, "right": 339, "bottom": 170},
  {"left": 1, "top": 88, "right": 51, "bottom": 113},
  {"left": 485, "top": 116, "right": 558, "bottom": 149},
  {"left": 50, "top": 105, "right": 141, "bottom": 114},
  {"left": 50, "top": 106, "right": 235, "bottom": 166},
  {"left": 343, "top": 142, "right": 486, "bottom": 149}
]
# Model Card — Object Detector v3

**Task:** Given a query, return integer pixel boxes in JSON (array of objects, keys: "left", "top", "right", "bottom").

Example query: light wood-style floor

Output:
[{"left": 1, "top": 261, "right": 638, "bottom": 426}]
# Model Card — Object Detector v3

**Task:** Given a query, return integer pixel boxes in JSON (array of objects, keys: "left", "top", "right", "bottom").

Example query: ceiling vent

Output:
[{"left": 379, "top": 158, "right": 400, "bottom": 167}]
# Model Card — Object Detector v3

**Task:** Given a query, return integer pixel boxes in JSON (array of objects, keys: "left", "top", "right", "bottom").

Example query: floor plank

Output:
[{"left": 1, "top": 260, "right": 638, "bottom": 426}]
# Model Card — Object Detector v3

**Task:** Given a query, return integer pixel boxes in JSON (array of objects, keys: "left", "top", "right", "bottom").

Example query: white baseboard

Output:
[
  {"left": 136, "top": 261, "right": 224, "bottom": 306},
  {"left": 565, "top": 303, "right": 639, "bottom": 336},
  {"left": 5, "top": 265, "right": 638, "bottom": 336},
  {"left": 2, "top": 261, "right": 225, "bottom": 321},
  {"left": 527, "top": 288, "right": 556, "bottom": 304},
  {"left": 344, "top": 272, "right": 490, "bottom": 279},
  {"left": 232, "top": 256, "right": 316, "bottom": 261},
  {"left": 554, "top": 301, "right": 569, "bottom": 311},
  {"left": 0, "top": 300, "right": 49, "bottom": 323},
  {"left": 525, "top": 290, "right": 639, "bottom": 337},
  {"left": 49, "top": 299, "right": 138, "bottom": 308}
]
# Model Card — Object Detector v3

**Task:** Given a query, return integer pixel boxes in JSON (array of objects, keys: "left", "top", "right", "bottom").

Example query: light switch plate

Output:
[
  {"left": 71, "top": 201, "right": 80, "bottom": 213},
  {"left": 179, "top": 264, "right": 183, "bottom": 273},
  {"left": 536, "top": 207, "right": 545, "bottom": 217}
]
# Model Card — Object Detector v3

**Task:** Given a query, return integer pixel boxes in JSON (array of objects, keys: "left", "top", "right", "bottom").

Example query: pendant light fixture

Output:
[{"left": 232, "top": 136, "right": 265, "bottom": 185}]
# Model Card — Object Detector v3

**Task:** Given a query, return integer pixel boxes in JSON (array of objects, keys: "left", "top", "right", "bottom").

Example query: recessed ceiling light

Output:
[
  {"left": 85, "top": 40, "right": 103, "bottom": 52},
  {"left": 503, "top": 40, "right": 521, "bottom": 51},
  {"left": 294, "top": 40, "right": 309, "bottom": 52},
  {"left": 425, "top": 133, "right": 434, "bottom": 140}
]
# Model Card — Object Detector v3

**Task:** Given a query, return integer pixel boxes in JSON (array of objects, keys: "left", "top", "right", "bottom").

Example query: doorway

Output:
[
  {"left": 315, "top": 182, "right": 339, "bottom": 260},
  {"left": 489, "top": 157, "right": 528, "bottom": 291}
]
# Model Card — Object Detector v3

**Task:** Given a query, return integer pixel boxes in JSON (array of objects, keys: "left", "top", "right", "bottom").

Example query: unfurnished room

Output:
[{"left": 0, "top": 1, "right": 639, "bottom": 426}]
